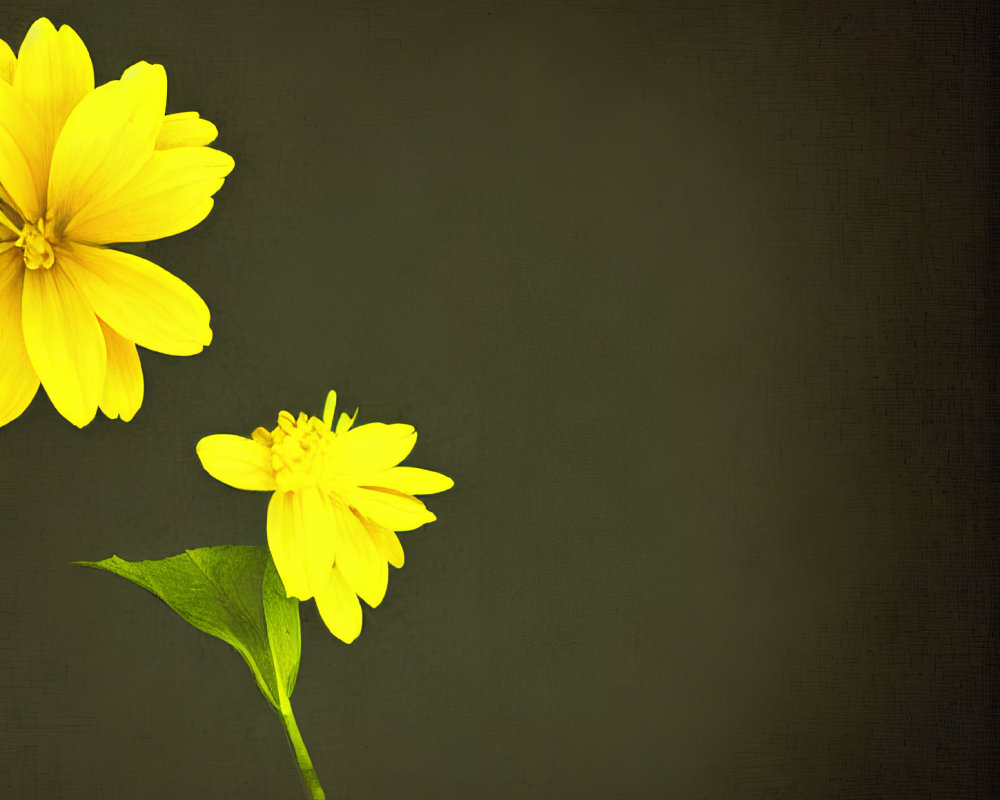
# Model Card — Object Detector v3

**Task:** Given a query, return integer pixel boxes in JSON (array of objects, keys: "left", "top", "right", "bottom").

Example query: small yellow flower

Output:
[
  {"left": 196, "top": 391, "right": 453, "bottom": 643},
  {"left": 0, "top": 18, "right": 234, "bottom": 428}
]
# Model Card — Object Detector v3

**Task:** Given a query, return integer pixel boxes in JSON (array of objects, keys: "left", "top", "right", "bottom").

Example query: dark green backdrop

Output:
[{"left": 1, "top": 1, "right": 995, "bottom": 798}]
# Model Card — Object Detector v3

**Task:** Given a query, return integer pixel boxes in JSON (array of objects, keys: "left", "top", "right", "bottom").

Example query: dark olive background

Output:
[{"left": 0, "top": 2, "right": 995, "bottom": 798}]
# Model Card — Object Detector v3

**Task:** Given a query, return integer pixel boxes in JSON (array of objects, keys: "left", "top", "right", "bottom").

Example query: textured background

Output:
[{"left": 0, "top": 1, "right": 995, "bottom": 798}]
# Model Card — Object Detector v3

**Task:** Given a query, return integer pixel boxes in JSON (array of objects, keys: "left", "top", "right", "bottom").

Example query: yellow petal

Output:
[
  {"left": 267, "top": 490, "right": 314, "bottom": 600},
  {"left": 0, "top": 186, "right": 18, "bottom": 216},
  {"left": 330, "top": 502, "right": 388, "bottom": 607},
  {"left": 330, "top": 422, "right": 417, "bottom": 475},
  {"left": 298, "top": 487, "right": 338, "bottom": 596},
  {"left": 196, "top": 434, "right": 276, "bottom": 491},
  {"left": 0, "top": 79, "right": 46, "bottom": 221},
  {"left": 313, "top": 567, "right": 363, "bottom": 644},
  {"left": 21, "top": 263, "right": 105, "bottom": 427},
  {"left": 56, "top": 243, "right": 211, "bottom": 356},
  {"left": 97, "top": 321, "right": 143, "bottom": 422},
  {"left": 335, "top": 408, "right": 358, "bottom": 434},
  {"left": 251, "top": 426, "right": 273, "bottom": 447},
  {"left": 0, "top": 38, "right": 15, "bottom": 84},
  {"left": 322, "top": 389, "right": 336, "bottom": 429},
  {"left": 63, "top": 145, "right": 234, "bottom": 244},
  {"left": 364, "top": 518, "right": 405, "bottom": 568},
  {"left": 0, "top": 243, "right": 17, "bottom": 268},
  {"left": 155, "top": 111, "right": 218, "bottom": 149},
  {"left": 14, "top": 18, "right": 93, "bottom": 209},
  {"left": 368, "top": 466, "right": 454, "bottom": 496},
  {"left": 47, "top": 61, "right": 165, "bottom": 231},
  {"left": 338, "top": 485, "right": 436, "bottom": 532},
  {"left": 0, "top": 250, "right": 39, "bottom": 426}
]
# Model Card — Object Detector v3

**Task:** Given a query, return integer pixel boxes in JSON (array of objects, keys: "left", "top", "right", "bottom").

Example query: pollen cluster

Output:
[
  {"left": 16, "top": 218, "right": 56, "bottom": 270},
  {"left": 253, "top": 411, "right": 335, "bottom": 491}
]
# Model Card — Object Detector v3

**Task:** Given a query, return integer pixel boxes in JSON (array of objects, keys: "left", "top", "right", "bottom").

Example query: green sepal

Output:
[{"left": 76, "top": 545, "right": 300, "bottom": 712}]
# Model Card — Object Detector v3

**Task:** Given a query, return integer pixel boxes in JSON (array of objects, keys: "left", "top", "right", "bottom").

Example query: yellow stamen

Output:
[
  {"left": 16, "top": 218, "right": 55, "bottom": 270},
  {"left": 269, "top": 412, "right": 337, "bottom": 491}
]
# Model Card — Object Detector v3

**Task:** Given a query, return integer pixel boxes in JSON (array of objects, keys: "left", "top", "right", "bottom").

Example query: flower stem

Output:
[{"left": 279, "top": 702, "right": 326, "bottom": 800}]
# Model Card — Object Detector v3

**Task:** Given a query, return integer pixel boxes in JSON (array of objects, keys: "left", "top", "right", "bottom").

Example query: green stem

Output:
[{"left": 279, "top": 701, "right": 326, "bottom": 800}]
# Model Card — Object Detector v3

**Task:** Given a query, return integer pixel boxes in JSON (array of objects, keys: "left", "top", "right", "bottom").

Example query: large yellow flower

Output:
[
  {"left": 196, "top": 391, "right": 453, "bottom": 643},
  {"left": 0, "top": 18, "right": 233, "bottom": 428}
]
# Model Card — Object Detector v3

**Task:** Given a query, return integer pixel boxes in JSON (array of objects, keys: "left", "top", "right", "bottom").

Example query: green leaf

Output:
[{"left": 76, "top": 545, "right": 300, "bottom": 712}]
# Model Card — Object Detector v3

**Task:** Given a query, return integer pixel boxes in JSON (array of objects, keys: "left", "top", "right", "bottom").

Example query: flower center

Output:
[
  {"left": 16, "top": 219, "right": 55, "bottom": 270},
  {"left": 269, "top": 411, "right": 336, "bottom": 491}
]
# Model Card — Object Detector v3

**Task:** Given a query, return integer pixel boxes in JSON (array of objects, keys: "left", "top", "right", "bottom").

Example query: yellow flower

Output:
[
  {"left": 0, "top": 18, "right": 234, "bottom": 428},
  {"left": 196, "top": 390, "right": 453, "bottom": 643}
]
